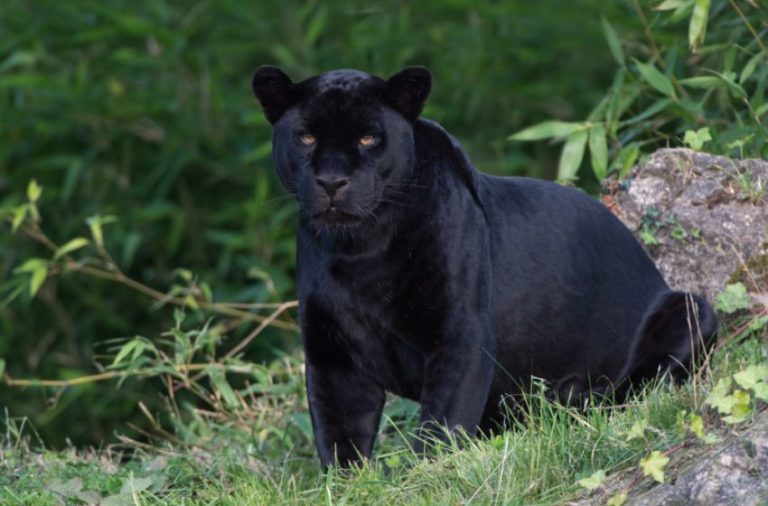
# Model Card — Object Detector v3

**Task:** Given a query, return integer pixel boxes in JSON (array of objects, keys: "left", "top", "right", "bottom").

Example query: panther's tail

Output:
[{"left": 625, "top": 290, "right": 718, "bottom": 384}]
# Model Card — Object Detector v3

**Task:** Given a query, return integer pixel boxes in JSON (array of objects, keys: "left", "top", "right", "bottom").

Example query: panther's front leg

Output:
[
  {"left": 305, "top": 363, "right": 385, "bottom": 467},
  {"left": 415, "top": 325, "right": 495, "bottom": 453}
]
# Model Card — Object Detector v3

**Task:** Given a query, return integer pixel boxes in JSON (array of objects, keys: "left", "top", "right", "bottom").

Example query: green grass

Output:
[{"left": 2, "top": 332, "right": 766, "bottom": 505}]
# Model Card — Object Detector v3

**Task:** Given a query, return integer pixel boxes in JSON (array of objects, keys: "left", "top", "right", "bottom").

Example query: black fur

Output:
[{"left": 251, "top": 66, "right": 718, "bottom": 467}]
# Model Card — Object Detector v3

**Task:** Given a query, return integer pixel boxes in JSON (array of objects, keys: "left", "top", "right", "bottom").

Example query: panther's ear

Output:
[
  {"left": 252, "top": 66, "right": 295, "bottom": 124},
  {"left": 384, "top": 67, "right": 431, "bottom": 122}
]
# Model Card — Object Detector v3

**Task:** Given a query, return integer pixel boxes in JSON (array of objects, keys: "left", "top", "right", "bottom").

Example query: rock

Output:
[
  {"left": 628, "top": 411, "right": 768, "bottom": 505},
  {"left": 574, "top": 148, "right": 768, "bottom": 505},
  {"left": 603, "top": 148, "right": 768, "bottom": 303}
]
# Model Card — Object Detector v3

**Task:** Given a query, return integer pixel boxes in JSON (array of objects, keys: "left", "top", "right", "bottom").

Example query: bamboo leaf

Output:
[
  {"left": 601, "top": 17, "right": 625, "bottom": 67},
  {"left": 634, "top": 60, "right": 677, "bottom": 99},
  {"left": 13, "top": 258, "right": 46, "bottom": 274},
  {"left": 30, "top": 264, "right": 48, "bottom": 296},
  {"left": 621, "top": 98, "right": 673, "bottom": 127},
  {"left": 678, "top": 76, "right": 721, "bottom": 89},
  {"left": 588, "top": 124, "right": 608, "bottom": 180},
  {"left": 655, "top": 0, "right": 690, "bottom": 10},
  {"left": 740, "top": 51, "right": 765, "bottom": 84},
  {"left": 557, "top": 129, "right": 588, "bottom": 181},
  {"left": 86, "top": 215, "right": 117, "bottom": 248},
  {"left": 53, "top": 237, "right": 90, "bottom": 260},
  {"left": 509, "top": 121, "right": 587, "bottom": 141},
  {"left": 689, "top": 0, "right": 710, "bottom": 50},
  {"left": 11, "top": 205, "right": 28, "bottom": 233}
]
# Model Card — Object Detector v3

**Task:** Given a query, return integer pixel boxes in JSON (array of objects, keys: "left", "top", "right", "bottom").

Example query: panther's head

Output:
[{"left": 252, "top": 66, "right": 431, "bottom": 229}]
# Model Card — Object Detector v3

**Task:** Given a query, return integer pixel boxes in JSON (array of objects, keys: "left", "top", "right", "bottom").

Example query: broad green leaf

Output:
[
  {"left": 723, "top": 389, "right": 751, "bottom": 424},
  {"left": 678, "top": 76, "right": 721, "bottom": 90},
  {"left": 751, "top": 382, "right": 768, "bottom": 402},
  {"left": 640, "top": 450, "right": 669, "bottom": 483},
  {"left": 689, "top": 0, "right": 710, "bottom": 50},
  {"left": 557, "top": 129, "right": 588, "bottom": 181},
  {"left": 509, "top": 121, "right": 587, "bottom": 141},
  {"left": 740, "top": 51, "right": 764, "bottom": 84},
  {"left": 0, "top": 358, "right": 5, "bottom": 379},
  {"left": 589, "top": 124, "right": 608, "bottom": 180},
  {"left": 607, "top": 492, "right": 628, "bottom": 506},
  {"left": 102, "top": 494, "right": 134, "bottom": 506},
  {"left": 27, "top": 179, "right": 42, "bottom": 202},
  {"left": 706, "top": 377, "right": 736, "bottom": 414},
  {"left": 118, "top": 475, "right": 153, "bottom": 495},
  {"left": 385, "top": 454, "right": 401, "bottom": 468},
  {"left": 734, "top": 364, "right": 768, "bottom": 401},
  {"left": 683, "top": 127, "right": 712, "bottom": 150},
  {"left": 577, "top": 469, "right": 606, "bottom": 490},
  {"left": 641, "top": 228, "right": 659, "bottom": 245},
  {"left": 756, "top": 103, "right": 768, "bottom": 119},
  {"left": 733, "top": 365, "right": 768, "bottom": 391},
  {"left": 48, "top": 477, "right": 84, "bottom": 498},
  {"left": 625, "top": 419, "right": 648, "bottom": 441},
  {"left": 53, "top": 237, "right": 89, "bottom": 260},
  {"left": 635, "top": 60, "right": 677, "bottom": 99},
  {"left": 601, "top": 17, "right": 625, "bottom": 67},
  {"left": 748, "top": 315, "right": 768, "bottom": 334},
  {"left": 714, "top": 283, "right": 752, "bottom": 313},
  {"left": 655, "top": 0, "right": 690, "bottom": 10},
  {"left": 690, "top": 413, "right": 705, "bottom": 438}
]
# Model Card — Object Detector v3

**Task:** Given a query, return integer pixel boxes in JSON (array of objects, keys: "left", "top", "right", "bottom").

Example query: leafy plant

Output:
[{"left": 510, "top": 1, "right": 768, "bottom": 181}]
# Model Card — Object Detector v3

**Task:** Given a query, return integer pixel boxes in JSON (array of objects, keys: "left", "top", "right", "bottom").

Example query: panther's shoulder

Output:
[{"left": 413, "top": 119, "right": 480, "bottom": 201}]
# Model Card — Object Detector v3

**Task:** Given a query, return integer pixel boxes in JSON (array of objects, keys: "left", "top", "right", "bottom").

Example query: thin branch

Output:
[
  {"left": 2, "top": 363, "right": 256, "bottom": 388},
  {"left": 730, "top": 0, "right": 767, "bottom": 53},
  {"left": 223, "top": 300, "right": 299, "bottom": 360}
]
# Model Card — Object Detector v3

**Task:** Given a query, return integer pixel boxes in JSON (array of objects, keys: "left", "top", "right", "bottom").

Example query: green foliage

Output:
[
  {"left": 714, "top": 282, "right": 752, "bottom": 313},
  {"left": 510, "top": 1, "right": 768, "bottom": 181},
  {"left": 0, "top": 0, "right": 634, "bottom": 446},
  {"left": 683, "top": 127, "right": 712, "bottom": 150},
  {"left": 607, "top": 492, "right": 628, "bottom": 506},
  {"left": 640, "top": 450, "right": 670, "bottom": 483},
  {"left": 577, "top": 469, "right": 607, "bottom": 490}
]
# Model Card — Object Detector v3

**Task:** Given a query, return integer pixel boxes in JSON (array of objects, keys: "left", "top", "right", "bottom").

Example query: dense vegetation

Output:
[{"left": 1, "top": 0, "right": 767, "bottom": 503}]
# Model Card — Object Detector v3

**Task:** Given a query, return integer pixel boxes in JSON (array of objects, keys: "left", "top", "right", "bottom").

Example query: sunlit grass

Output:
[{"left": 2, "top": 334, "right": 765, "bottom": 505}]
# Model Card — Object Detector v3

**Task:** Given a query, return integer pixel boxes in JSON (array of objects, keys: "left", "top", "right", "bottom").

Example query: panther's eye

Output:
[
  {"left": 299, "top": 133, "right": 316, "bottom": 146},
  {"left": 359, "top": 135, "right": 378, "bottom": 148}
]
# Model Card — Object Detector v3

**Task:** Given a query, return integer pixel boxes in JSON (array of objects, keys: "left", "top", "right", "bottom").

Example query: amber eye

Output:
[
  {"left": 300, "top": 133, "right": 316, "bottom": 146},
  {"left": 359, "top": 135, "right": 377, "bottom": 148}
]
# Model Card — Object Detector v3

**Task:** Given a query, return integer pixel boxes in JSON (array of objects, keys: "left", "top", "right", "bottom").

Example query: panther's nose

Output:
[{"left": 315, "top": 175, "right": 349, "bottom": 198}]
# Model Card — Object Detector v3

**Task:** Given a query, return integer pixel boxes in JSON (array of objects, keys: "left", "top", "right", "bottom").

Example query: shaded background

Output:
[{"left": 1, "top": 0, "right": 764, "bottom": 446}]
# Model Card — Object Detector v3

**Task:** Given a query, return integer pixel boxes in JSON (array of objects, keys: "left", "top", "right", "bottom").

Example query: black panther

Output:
[{"left": 251, "top": 66, "right": 717, "bottom": 467}]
